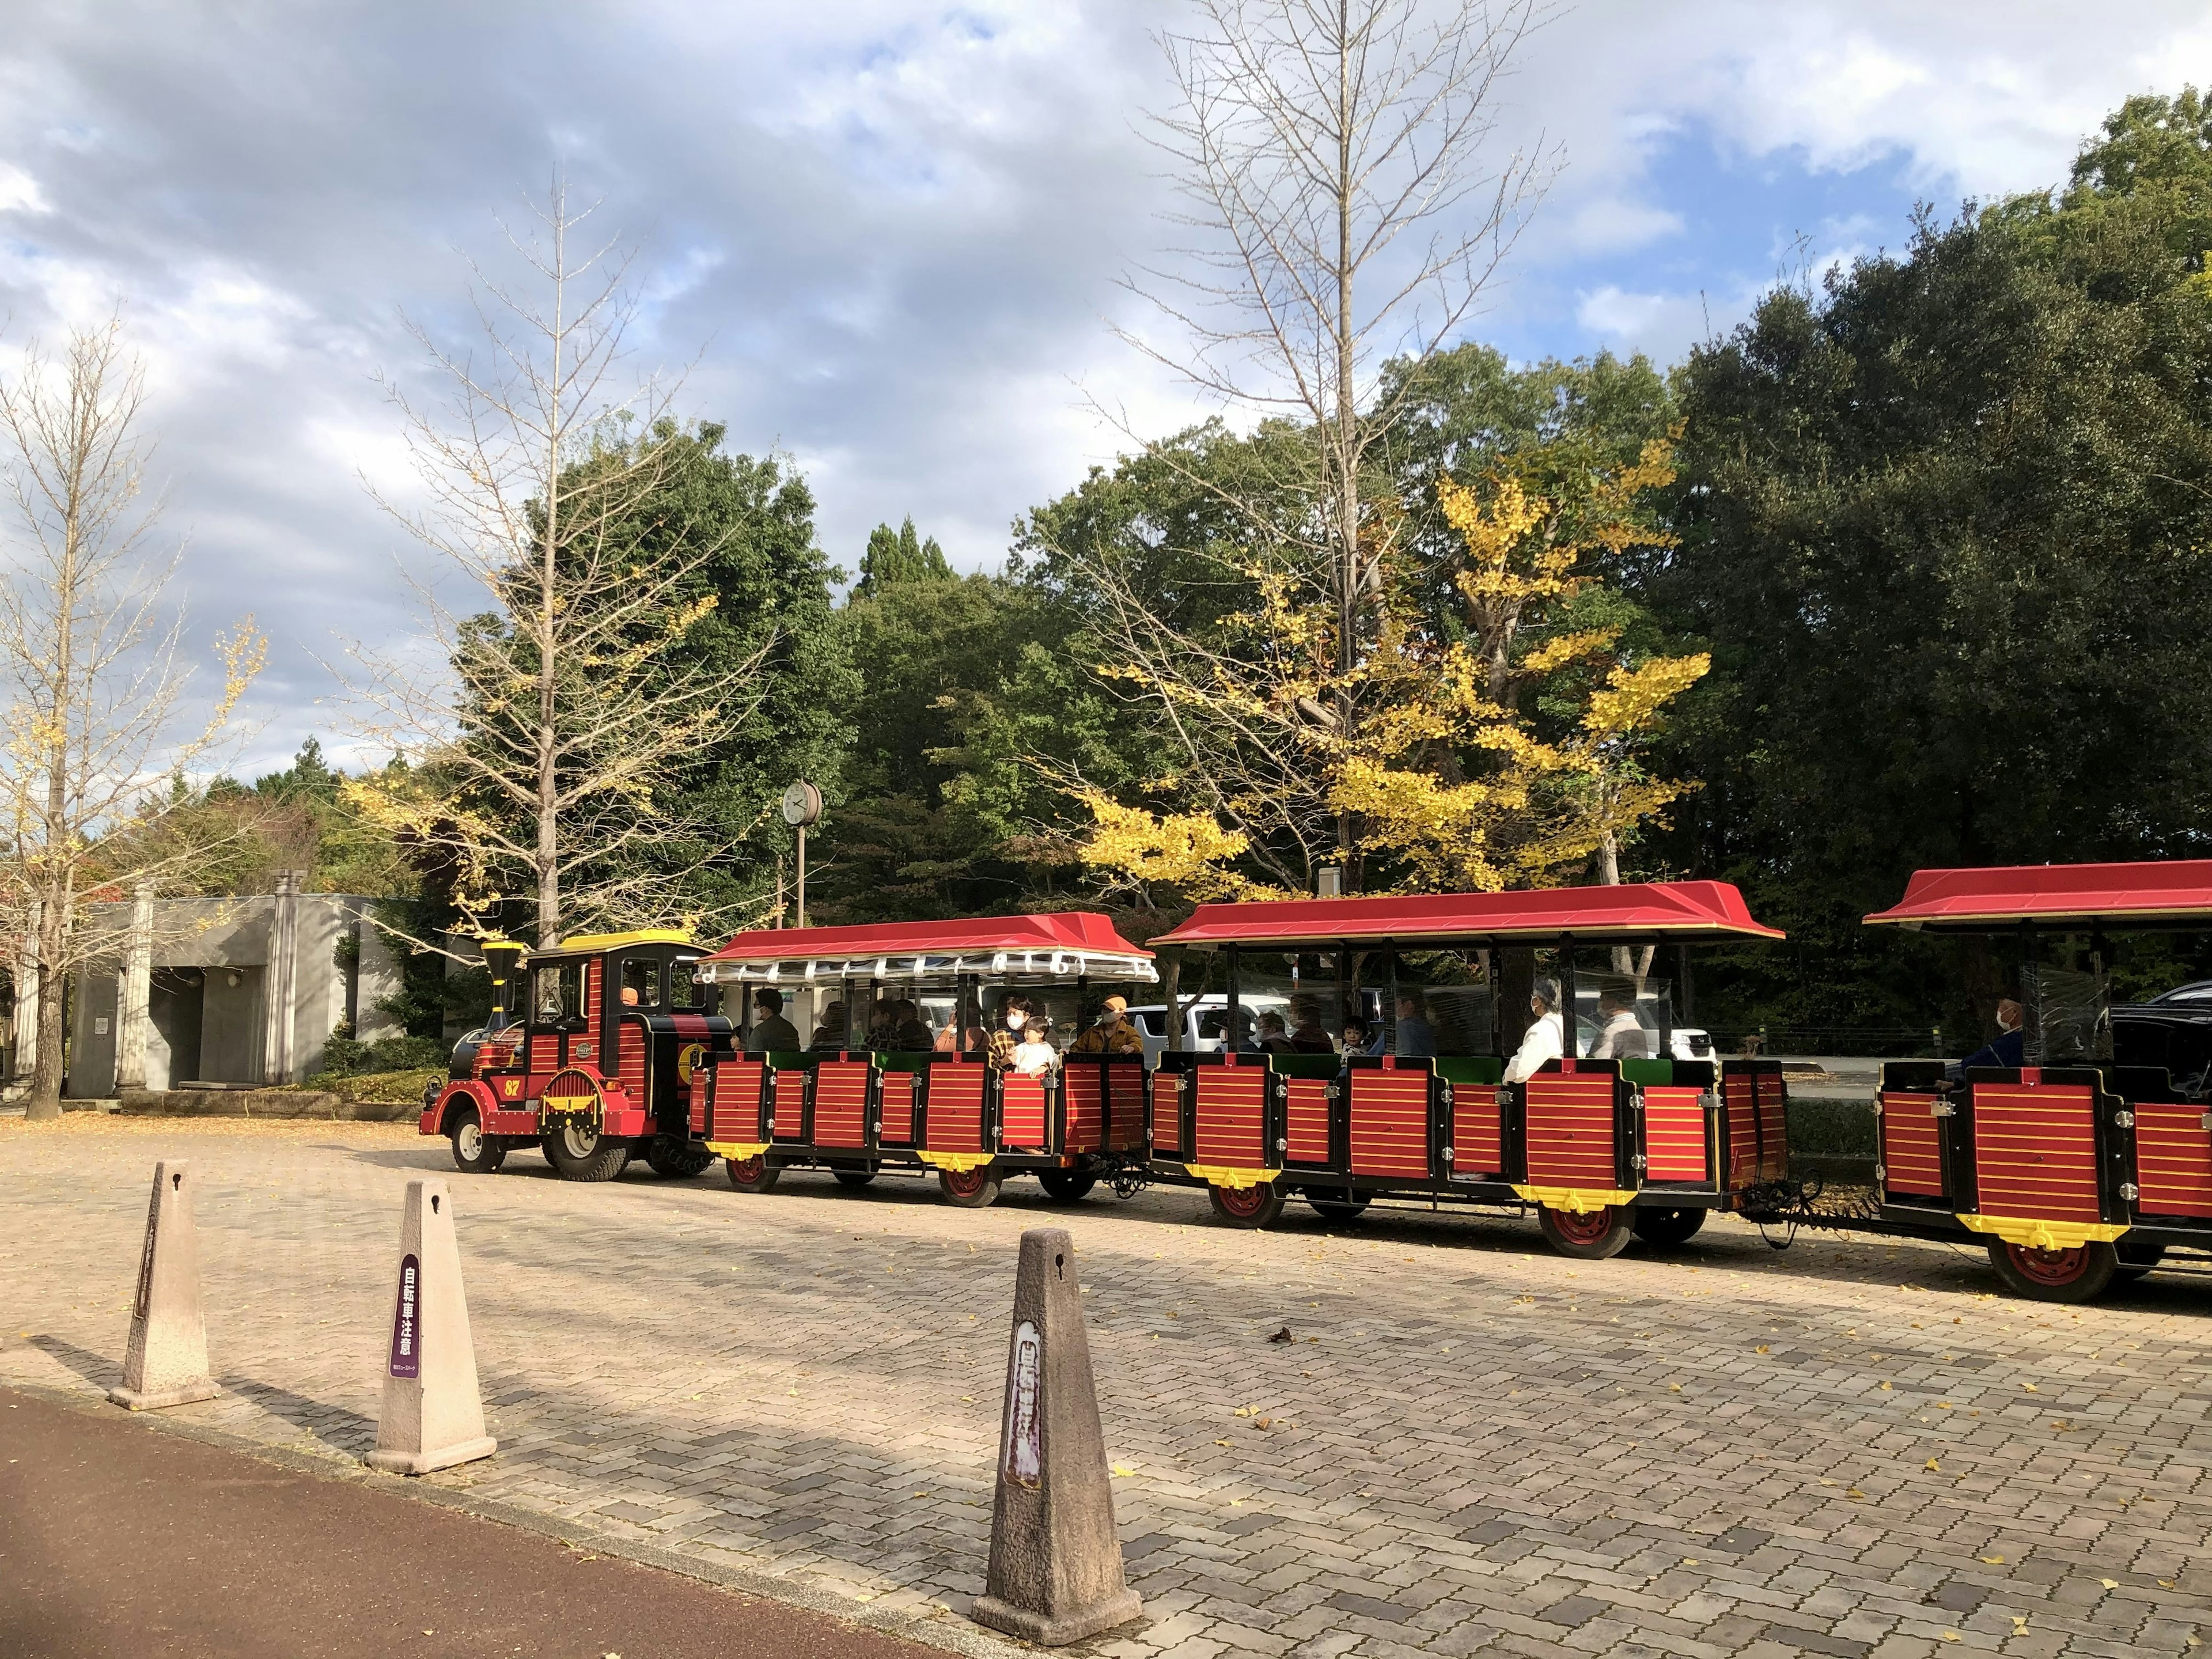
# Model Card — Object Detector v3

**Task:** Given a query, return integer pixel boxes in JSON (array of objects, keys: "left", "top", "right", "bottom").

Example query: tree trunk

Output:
[{"left": 26, "top": 949, "right": 63, "bottom": 1120}]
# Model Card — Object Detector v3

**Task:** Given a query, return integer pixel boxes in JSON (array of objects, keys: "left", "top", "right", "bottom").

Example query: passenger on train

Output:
[
  {"left": 1070, "top": 994, "right": 1143, "bottom": 1055},
  {"left": 1590, "top": 980, "right": 1650, "bottom": 1059},
  {"left": 1394, "top": 991, "right": 1436, "bottom": 1058},
  {"left": 891, "top": 998, "right": 936, "bottom": 1052},
  {"left": 1952, "top": 997, "right": 2025, "bottom": 1077},
  {"left": 1502, "top": 978, "right": 1565, "bottom": 1082},
  {"left": 809, "top": 1001, "right": 849, "bottom": 1051},
  {"left": 1255, "top": 1010, "right": 1297, "bottom": 1055},
  {"left": 745, "top": 987, "right": 800, "bottom": 1054},
  {"left": 986, "top": 996, "right": 1036, "bottom": 1069},
  {"left": 1287, "top": 998, "right": 1335, "bottom": 1053},
  {"left": 1010, "top": 1016, "right": 1059, "bottom": 1077},
  {"left": 1341, "top": 1015, "right": 1379, "bottom": 1055}
]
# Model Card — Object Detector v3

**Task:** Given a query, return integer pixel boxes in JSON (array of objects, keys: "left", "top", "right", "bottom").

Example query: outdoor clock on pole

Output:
[{"left": 782, "top": 781, "right": 821, "bottom": 927}]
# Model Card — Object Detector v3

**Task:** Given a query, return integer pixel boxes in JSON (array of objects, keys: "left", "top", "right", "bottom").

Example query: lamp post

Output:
[{"left": 782, "top": 782, "right": 822, "bottom": 929}]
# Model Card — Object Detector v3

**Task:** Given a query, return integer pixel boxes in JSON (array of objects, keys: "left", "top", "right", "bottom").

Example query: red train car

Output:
[
  {"left": 1146, "top": 882, "right": 1791, "bottom": 1257},
  {"left": 687, "top": 914, "right": 1156, "bottom": 1207},
  {"left": 1843, "top": 860, "right": 2212, "bottom": 1301},
  {"left": 420, "top": 931, "right": 733, "bottom": 1181}
]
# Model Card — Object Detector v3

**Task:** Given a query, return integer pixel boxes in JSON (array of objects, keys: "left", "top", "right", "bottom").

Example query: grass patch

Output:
[{"left": 282, "top": 1067, "right": 444, "bottom": 1106}]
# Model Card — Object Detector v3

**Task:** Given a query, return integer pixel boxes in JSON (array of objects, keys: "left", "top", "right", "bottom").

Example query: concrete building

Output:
[{"left": 52, "top": 873, "right": 406, "bottom": 1097}]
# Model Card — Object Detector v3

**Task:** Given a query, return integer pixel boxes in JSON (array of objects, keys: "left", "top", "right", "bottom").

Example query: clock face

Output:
[{"left": 781, "top": 781, "right": 821, "bottom": 826}]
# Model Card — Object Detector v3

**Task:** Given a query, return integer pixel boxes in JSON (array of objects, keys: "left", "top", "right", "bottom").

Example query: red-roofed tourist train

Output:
[{"left": 418, "top": 861, "right": 2212, "bottom": 1304}]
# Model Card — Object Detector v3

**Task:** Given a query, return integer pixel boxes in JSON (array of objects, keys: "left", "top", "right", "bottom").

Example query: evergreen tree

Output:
[{"left": 854, "top": 516, "right": 954, "bottom": 597}]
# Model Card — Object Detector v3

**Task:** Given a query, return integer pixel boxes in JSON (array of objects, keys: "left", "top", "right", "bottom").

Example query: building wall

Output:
[{"left": 200, "top": 966, "right": 266, "bottom": 1082}]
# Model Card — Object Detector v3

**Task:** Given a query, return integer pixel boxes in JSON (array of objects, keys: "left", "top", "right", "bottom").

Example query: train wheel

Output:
[
  {"left": 448, "top": 1105, "right": 506, "bottom": 1175},
  {"left": 1538, "top": 1204, "right": 1633, "bottom": 1259},
  {"left": 833, "top": 1168, "right": 878, "bottom": 1190},
  {"left": 1039, "top": 1170, "right": 1097, "bottom": 1203},
  {"left": 1987, "top": 1238, "right": 2117, "bottom": 1304},
  {"left": 644, "top": 1135, "right": 716, "bottom": 1179},
  {"left": 725, "top": 1153, "right": 781, "bottom": 1194},
  {"left": 1629, "top": 1206, "right": 1706, "bottom": 1249},
  {"left": 541, "top": 1121, "right": 630, "bottom": 1183},
  {"left": 939, "top": 1165, "right": 1002, "bottom": 1209},
  {"left": 1306, "top": 1188, "right": 1371, "bottom": 1225},
  {"left": 2113, "top": 1236, "right": 2166, "bottom": 1285},
  {"left": 1209, "top": 1181, "right": 1285, "bottom": 1229}
]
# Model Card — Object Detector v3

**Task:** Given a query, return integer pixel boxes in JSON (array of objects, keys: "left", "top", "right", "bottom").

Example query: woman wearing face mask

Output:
[
  {"left": 1502, "top": 979, "right": 1565, "bottom": 1083},
  {"left": 987, "top": 995, "right": 1036, "bottom": 1070}
]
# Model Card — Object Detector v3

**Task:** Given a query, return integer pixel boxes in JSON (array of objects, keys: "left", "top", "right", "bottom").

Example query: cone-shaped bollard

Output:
[
  {"left": 108, "top": 1161, "right": 220, "bottom": 1411},
  {"left": 972, "top": 1227, "right": 1142, "bottom": 1645},
  {"left": 364, "top": 1177, "right": 496, "bottom": 1475}
]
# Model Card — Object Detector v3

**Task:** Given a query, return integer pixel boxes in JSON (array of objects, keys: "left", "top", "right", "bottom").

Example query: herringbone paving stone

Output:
[{"left": 3, "top": 1115, "right": 2211, "bottom": 1657}]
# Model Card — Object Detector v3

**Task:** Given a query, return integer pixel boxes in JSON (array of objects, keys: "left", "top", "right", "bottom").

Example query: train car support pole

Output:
[
  {"left": 108, "top": 1161, "right": 219, "bottom": 1411},
  {"left": 1226, "top": 946, "right": 1241, "bottom": 1052},
  {"left": 974, "top": 1228, "right": 1142, "bottom": 1645},
  {"left": 1560, "top": 937, "right": 1579, "bottom": 1062}
]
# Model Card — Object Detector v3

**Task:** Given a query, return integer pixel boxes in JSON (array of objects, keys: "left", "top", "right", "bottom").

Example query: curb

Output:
[{"left": 1, "top": 1376, "right": 1037, "bottom": 1659}]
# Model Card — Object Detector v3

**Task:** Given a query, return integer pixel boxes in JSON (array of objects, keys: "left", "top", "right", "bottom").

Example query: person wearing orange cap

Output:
[{"left": 1071, "top": 994, "right": 1143, "bottom": 1055}]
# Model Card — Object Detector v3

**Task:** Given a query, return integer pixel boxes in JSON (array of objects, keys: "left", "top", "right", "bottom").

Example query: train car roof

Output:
[
  {"left": 696, "top": 911, "right": 1157, "bottom": 985},
  {"left": 1150, "top": 880, "right": 1783, "bottom": 950},
  {"left": 1865, "top": 859, "right": 2212, "bottom": 931}
]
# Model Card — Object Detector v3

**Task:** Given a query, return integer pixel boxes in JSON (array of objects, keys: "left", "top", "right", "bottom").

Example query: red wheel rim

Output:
[
  {"left": 1548, "top": 1205, "right": 1615, "bottom": 1245},
  {"left": 730, "top": 1155, "right": 766, "bottom": 1184},
  {"left": 2007, "top": 1243, "right": 2086, "bottom": 1286},
  {"left": 943, "top": 1166, "right": 989, "bottom": 1198},
  {"left": 1216, "top": 1183, "right": 1270, "bottom": 1218}
]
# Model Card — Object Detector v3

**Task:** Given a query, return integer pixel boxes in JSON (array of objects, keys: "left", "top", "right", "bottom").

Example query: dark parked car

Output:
[{"left": 2112, "top": 1007, "right": 2212, "bottom": 1097}]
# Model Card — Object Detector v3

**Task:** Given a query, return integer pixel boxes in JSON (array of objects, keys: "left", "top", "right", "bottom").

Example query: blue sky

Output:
[{"left": 0, "top": 0, "right": 2204, "bottom": 772}]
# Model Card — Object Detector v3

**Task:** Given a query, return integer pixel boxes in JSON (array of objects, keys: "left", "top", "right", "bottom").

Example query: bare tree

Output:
[
  {"left": 1089, "top": 0, "right": 1550, "bottom": 881},
  {"left": 0, "top": 317, "right": 264, "bottom": 1119},
  {"left": 347, "top": 181, "right": 760, "bottom": 950}
]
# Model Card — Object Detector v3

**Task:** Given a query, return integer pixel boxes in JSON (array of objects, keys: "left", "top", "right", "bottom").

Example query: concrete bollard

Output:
[
  {"left": 363, "top": 1177, "right": 496, "bottom": 1476},
  {"left": 108, "top": 1161, "right": 221, "bottom": 1411},
  {"left": 972, "top": 1227, "right": 1143, "bottom": 1646}
]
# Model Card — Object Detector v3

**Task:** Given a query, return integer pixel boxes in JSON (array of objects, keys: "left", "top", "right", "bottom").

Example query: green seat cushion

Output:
[
  {"left": 1434, "top": 1056, "right": 1504, "bottom": 1085},
  {"left": 874, "top": 1051, "right": 933, "bottom": 1073},
  {"left": 764, "top": 1050, "right": 812, "bottom": 1070},
  {"left": 1619, "top": 1058, "right": 1674, "bottom": 1086}
]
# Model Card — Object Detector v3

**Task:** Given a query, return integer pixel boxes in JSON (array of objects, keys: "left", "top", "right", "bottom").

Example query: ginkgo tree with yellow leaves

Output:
[{"left": 1067, "top": 431, "right": 1706, "bottom": 907}]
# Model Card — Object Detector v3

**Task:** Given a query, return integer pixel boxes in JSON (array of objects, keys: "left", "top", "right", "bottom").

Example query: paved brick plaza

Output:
[{"left": 3, "top": 1116, "right": 2210, "bottom": 1658}]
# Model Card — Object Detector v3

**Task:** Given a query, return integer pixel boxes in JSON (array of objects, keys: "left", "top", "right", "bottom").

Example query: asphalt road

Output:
[{"left": 0, "top": 1386, "right": 943, "bottom": 1659}]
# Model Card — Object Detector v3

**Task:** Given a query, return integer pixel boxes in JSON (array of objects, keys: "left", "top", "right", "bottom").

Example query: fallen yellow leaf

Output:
[
  {"left": 1848, "top": 1488, "right": 1867, "bottom": 1499},
  {"left": 1755, "top": 1344, "right": 1770, "bottom": 1354},
  {"left": 1111, "top": 1464, "right": 1135, "bottom": 1477},
  {"left": 1925, "top": 1459, "right": 1941, "bottom": 1472},
  {"left": 1940, "top": 1631, "right": 1959, "bottom": 1642},
  {"left": 1982, "top": 1556, "right": 2005, "bottom": 1565},
  {"left": 1880, "top": 1381, "right": 1893, "bottom": 1391},
  {"left": 2101, "top": 1578, "right": 2119, "bottom": 1590},
  {"left": 2022, "top": 1382, "right": 2039, "bottom": 1392},
  {"left": 1215, "top": 1438, "right": 1232, "bottom": 1447}
]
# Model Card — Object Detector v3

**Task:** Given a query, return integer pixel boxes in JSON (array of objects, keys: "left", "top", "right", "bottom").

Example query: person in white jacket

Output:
[{"left": 1503, "top": 979, "right": 1565, "bottom": 1082}]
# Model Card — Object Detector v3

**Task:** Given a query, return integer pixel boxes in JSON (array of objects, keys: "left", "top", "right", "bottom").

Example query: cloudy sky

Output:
[{"left": 0, "top": 0, "right": 2206, "bottom": 774}]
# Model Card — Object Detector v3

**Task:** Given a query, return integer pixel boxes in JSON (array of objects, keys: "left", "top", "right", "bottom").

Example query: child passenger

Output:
[{"left": 1011, "top": 1016, "right": 1059, "bottom": 1077}]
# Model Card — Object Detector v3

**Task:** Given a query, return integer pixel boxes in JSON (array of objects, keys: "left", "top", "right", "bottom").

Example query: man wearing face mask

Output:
[
  {"left": 987, "top": 995, "right": 1037, "bottom": 1070},
  {"left": 1502, "top": 979, "right": 1566, "bottom": 1084}
]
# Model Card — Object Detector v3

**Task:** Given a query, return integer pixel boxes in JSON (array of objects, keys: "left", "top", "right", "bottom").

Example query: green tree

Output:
[{"left": 853, "top": 517, "right": 953, "bottom": 598}]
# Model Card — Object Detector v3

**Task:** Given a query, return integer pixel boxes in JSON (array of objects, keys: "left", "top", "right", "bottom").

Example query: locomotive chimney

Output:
[{"left": 480, "top": 938, "right": 527, "bottom": 1028}]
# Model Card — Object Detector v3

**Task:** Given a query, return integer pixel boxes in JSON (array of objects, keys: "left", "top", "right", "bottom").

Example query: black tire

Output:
[
  {"left": 2114, "top": 1236, "right": 2166, "bottom": 1284},
  {"left": 1537, "top": 1203, "right": 1634, "bottom": 1260},
  {"left": 1630, "top": 1206, "right": 1707, "bottom": 1248},
  {"left": 541, "top": 1121, "right": 631, "bottom": 1183},
  {"left": 938, "top": 1165, "right": 1003, "bottom": 1208},
  {"left": 448, "top": 1104, "right": 506, "bottom": 1175},
  {"left": 1987, "top": 1237, "right": 2118, "bottom": 1304},
  {"left": 725, "top": 1152, "right": 781, "bottom": 1194},
  {"left": 832, "top": 1167, "right": 878, "bottom": 1190},
  {"left": 1209, "top": 1181, "right": 1286, "bottom": 1229},
  {"left": 643, "top": 1135, "right": 716, "bottom": 1179},
  {"left": 1039, "top": 1169, "right": 1097, "bottom": 1203},
  {"left": 1306, "top": 1187, "right": 1371, "bottom": 1225}
]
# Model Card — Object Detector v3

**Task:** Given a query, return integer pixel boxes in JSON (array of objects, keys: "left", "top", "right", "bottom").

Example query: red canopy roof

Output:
[
  {"left": 1864, "top": 860, "right": 2212, "bottom": 930},
  {"left": 1150, "top": 881, "right": 1783, "bottom": 949},
  {"left": 699, "top": 911, "right": 1155, "bottom": 984}
]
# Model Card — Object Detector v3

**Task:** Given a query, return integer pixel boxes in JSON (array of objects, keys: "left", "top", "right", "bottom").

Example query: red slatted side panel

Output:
[
  {"left": 1063, "top": 1066, "right": 1104, "bottom": 1153},
  {"left": 1643, "top": 1085, "right": 1707, "bottom": 1182},
  {"left": 926, "top": 1065, "right": 986, "bottom": 1153},
  {"left": 528, "top": 1033, "right": 562, "bottom": 1074},
  {"left": 1194, "top": 1067, "right": 1267, "bottom": 1168},
  {"left": 1285, "top": 1077, "right": 1331, "bottom": 1164},
  {"left": 1724, "top": 1071, "right": 1759, "bottom": 1189},
  {"left": 688, "top": 1069, "right": 708, "bottom": 1135},
  {"left": 879, "top": 1072, "right": 916, "bottom": 1146},
  {"left": 618, "top": 1019, "right": 649, "bottom": 1107},
  {"left": 1880, "top": 1092, "right": 1945, "bottom": 1197},
  {"left": 1755, "top": 1071, "right": 1790, "bottom": 1182},
  {"left": 1002, "top": 1074, "right": 1049, "bottom": 1151},
  {"left": 1972, "top": 1083, "right": 2101, "bottom": 1226},
  {"left": 2137, "top": 1101, "right": 2212, "bottom": 1218},
  {"left": 813, "top": 1060, "right": 870, "bottom": 1148},
  {"left": 1524, "top": 1074, "right": 1617, "bottom": 1189},
  {"left": 1350, "top": 1070, "right": 1430, "bottom": 1178},
  {"left": 1107, "top": 1065, "right": 1147, "bottom": 1152},
  {"left": 1451, "top": 1084, "right": 1502, "bottom": 1179},
  {"left": 710, "top": 1060, "right": 766, "bottom": 1142},
  {"left": 585, "top": 960, "right": 601, "bottom": 1017},
  {"left": 1151, "top": 1073, "right": 1184, "bottom": 1157},
  {"left": 770, "top": 1068, "right": 808, "bottom": 1143}
]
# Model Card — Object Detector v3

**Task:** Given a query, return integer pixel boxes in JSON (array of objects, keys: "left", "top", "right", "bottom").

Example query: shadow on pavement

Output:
[
  {"left": 27, "top": 1335, "right": 120, "bottom": 1392},
  {"left": 222, "top": 1374, "right": 378, "bottom": 1457}
]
